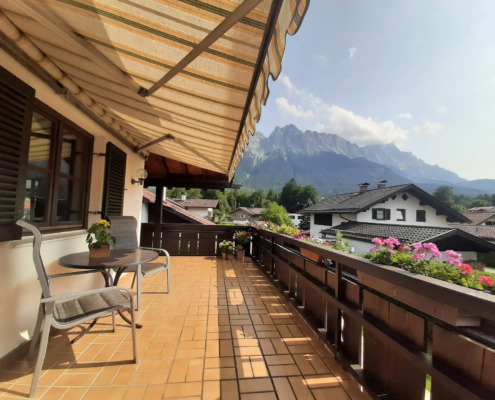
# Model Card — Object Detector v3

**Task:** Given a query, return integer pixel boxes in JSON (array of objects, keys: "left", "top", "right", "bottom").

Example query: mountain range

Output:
[{"left": 234, "top": 124, "right": 494, "bottom": 196}]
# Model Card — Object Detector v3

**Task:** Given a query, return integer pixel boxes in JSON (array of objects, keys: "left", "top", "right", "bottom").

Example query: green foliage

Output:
[
  {"left": 86, "top": 219, "right": 116, "bottom": 249},
  {"left": 279, "top": 178, "right": 319, "bottom": 209},
  {"left": 261, "top": 202, "right": 292, "bottom": 225},
  {"left": 266, "top": 188, "right": 279, "bottom": 203},
  {"left": 432, "top": 186, "right": 454, "bottom": 206},
  {"left": 274, "top": 224, "right": 300, "bottom": 236},
  {"left": 218, "top": 240, "right": 234, "bottom": 254},
  {"left": 249, "top": 189, "right": 265, "bottom": 208}
]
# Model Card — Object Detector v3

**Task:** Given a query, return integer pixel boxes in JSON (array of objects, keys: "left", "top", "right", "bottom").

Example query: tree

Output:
[
  {"left": 279, "top": 178, "right": 301, "bottom": 209},
  {"left": 432, "top": 186, "right": 454, "bottom": 206},
  {"left": 266, "top": 188, "right": 279, "bottom": 203},
  {"left": 261, "top": 202, "right": 292, "bottom": 225},
  {"left": 249, "top": 189, "right": 265, "bottom": 208},
  {"left": 299, "top": 184, "right": 319, "bottom": 206},
  {"left": 469, "top": 199, "right": 491, "bottom": 208},
  {"left": 236, "top": 191, "right": 251, "bottom": 207},
  {"left": 452, "top": 204, "right": 467, "bottom": 213}
]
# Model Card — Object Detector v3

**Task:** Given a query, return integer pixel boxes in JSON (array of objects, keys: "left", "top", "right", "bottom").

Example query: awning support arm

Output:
[
  {"left": 141, "top": 0, "right": 264, "bottom": 97},
  {"left": 135, "top": 134, "right": 175, "bottom": 152}
]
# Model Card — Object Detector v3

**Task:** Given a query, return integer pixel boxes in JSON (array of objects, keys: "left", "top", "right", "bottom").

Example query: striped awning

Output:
[{"left": 0, "top": 0, "right": 309, "bottom": 180}]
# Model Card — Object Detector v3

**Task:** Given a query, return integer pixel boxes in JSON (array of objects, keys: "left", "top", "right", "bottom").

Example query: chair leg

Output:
[
  {"left": 131, "top": 273, "right": 136, "bottom": 289},
  {"left": 166, "top": 267, "right": 170, "bottom": 293},
  {"left": 136, "top": 265, "right": 142, "bottom": 311},
  {"left": 28, "top": 304, "right": 44, "bottom": 361},
  {"left": 112, "top": 311, "right": 116, "bottom": 332},
  {"left": 30, "top": 307, "right": 53, "bottom": 398}
]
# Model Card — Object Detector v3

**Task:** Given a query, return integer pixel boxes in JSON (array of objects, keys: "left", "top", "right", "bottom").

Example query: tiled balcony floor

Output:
[{"left": 0, "top": 256, "right": 371, "bottom": 400}]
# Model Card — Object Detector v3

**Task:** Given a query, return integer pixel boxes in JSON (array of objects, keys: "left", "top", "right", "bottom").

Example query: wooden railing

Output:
[
  {"left": 140, "top": 223, "right": 251, "bottom": 256},
  {"left": 141, "top": 223, "right": 495, "bottom": 400}
]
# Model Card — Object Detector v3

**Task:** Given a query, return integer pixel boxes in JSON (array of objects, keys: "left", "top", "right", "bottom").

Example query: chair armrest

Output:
[
  {"left": 41, "top": 286, "right": 134, "bottom": 305},
  {"left": 49, "top": 270, "right": 106, "bottom": 279},
  {"left": 140, "top": 246, "right": 170, "bottom": 265}
]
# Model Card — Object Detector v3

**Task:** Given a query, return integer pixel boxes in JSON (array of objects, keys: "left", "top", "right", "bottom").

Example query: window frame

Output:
[
  {"left": 26, "top": 100, "right": 93, "bottom": 231},
  {"left": 372, "top": 208, "right": 391, "bottom": 221},
  {"left": 416, "top": 210, "right": 426, "bottom": 222},
  {"left": 314, "top": 213, "right": 333, "bottom": 226},
  {"left": 396, "top": 209, "right": 406, "bottom": 221}
]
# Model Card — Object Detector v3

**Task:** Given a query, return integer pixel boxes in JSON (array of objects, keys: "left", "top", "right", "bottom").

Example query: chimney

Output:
[
  {"left": 181, "top": 193, "right": 187, "bottom": 201},
  {"left": 377, "top": 180, "right": 388, "bottom": 189},
  {"left": 358, "top": 183, "right": 370, "bottom": 193}
]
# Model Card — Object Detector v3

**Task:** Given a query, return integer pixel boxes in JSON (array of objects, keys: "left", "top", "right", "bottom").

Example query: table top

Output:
[{"left": 59, "top": 249, "right": 159, "bottom": 270}]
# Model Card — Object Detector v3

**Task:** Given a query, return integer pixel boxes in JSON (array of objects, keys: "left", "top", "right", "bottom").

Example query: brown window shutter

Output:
[
  {"left": 101, "top": 142, "right": 126, "bottom": 218},
  {"left": 0, "top": 66, "right": 35, "bottom": 241}
]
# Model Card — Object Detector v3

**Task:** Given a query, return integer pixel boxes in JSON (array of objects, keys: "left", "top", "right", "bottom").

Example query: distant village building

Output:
[
  {"left": 142, "top": 190, "right": 215, "bottom": 225},
  {"left": 302, "top": 181, "right": 495, "bottom": 260},
  {"left": 172, "top": 195, "right": 219, "bottom": 219},
  {"left": 229, "top": 207, "right": 264, "bottom": 223}
]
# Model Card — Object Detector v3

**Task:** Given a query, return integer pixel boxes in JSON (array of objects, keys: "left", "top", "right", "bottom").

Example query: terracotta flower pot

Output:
[
  {"left": 227, "top": 254, "right": 234, "bottom": 260},
  {"left": 89, "top": 245, "right": 110, "bottom": 258},
  {"left": 300, "top": 247, "right": 323, "bottom": 263},
  {"left": 221, "top": 252, "right": 227, "bottom": 259},
  {"left": 236, "top": 249, "right": 245, "bottom": 261}
]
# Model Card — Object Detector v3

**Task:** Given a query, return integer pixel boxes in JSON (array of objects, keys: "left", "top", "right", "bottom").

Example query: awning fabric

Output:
[{"left": 0, "top": 0, "right": 309, "bottom": 180}]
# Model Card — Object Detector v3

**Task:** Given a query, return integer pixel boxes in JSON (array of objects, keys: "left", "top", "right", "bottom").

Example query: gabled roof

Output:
[
  {"left": 229, "top": 207, "right": 264, "bottom": 216},
  {"left": 461, "top": 212, "right": 495, "bottom": 225},
  {"left": 321, "top": 222, "right": 495, "bottom": 252},
  {"left": 302, "top": 183, "right": 471, "bottom": 223},
  {"left": 173, "top": 199, "right": 219, "bottom": 209},
  {"left": 449, "top": 224, "right": 495, "bottom": 241},
  {"left": 143, "top": 190, "right": 215, "bottom": 225}
]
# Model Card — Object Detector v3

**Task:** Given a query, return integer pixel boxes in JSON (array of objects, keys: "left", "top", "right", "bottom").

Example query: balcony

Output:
[{"left": 1, "top": 224, "right": 494, "bottom": 400}]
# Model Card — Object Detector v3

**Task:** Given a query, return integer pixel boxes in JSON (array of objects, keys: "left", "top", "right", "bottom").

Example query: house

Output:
[
  {"left": 302, "top": 182, "right": 495, "bottom": 259},
  {"left": 142, "top": 190, "right": 215, "bottom": 225},
  {"left": 287, "top": 204, "right": 305, "bottom": 227},
  {"left": 0, "top": 0, "right": 308, "bottom": 360},
  {"left": 172, "top": 196, "right": 219, "bottom": 219},
  {"left": 462, "top": 207, "right": 495, "bottom": 226},
  {"left": 229, "top": 207, "right": 264, "bottom": 223}
]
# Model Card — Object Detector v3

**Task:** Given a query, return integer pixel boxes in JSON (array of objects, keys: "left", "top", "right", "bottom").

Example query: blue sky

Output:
[{"left": 256, "top": 0, "right": 495, "bottom": 180}]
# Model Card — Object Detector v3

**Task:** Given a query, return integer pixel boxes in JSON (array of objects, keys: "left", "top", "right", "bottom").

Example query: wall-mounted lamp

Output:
[{"left": 131, "top": 168, "right": 148, "bottom": 185}]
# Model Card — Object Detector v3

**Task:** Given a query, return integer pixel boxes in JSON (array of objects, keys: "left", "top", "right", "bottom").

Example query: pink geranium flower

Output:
[
  {"left": 458, "top": 264, "right": 473, "bottom": 275},
  {"left": 479, "top": 276, "right": 494, "bottom": 286},
  {"left": 369, "top": 248, "right": 378, "bottom": 252},
  {"left": 372, "top": 237, "right": 385, "bottom": 246}
]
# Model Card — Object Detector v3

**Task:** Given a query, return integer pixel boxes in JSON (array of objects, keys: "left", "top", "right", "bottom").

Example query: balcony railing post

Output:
[{"left": 334, "top": 261, "right": 343, "bottom": 350}]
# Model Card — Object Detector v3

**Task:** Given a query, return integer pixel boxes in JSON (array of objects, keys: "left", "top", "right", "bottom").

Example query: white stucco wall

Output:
[
  {"left": 357, "top": 195, "right": 449, "bottom": 226},
  {"left": 0, "top": 50, "right": 145, "bottom": 357},
  {"left": 309, "top": 213, "right": 356, "bottom": 237},
  {"left": 187, "top": 207, "right": 211, "bottom": 218}
]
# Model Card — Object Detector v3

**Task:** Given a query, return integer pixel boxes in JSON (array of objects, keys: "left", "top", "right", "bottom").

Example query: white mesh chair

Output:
[
  {"left": 110, "top": 216, "right": 170, "bottom": 310},
  {"left": 17, "top": 220, "right": 137, "bottom": 398}
]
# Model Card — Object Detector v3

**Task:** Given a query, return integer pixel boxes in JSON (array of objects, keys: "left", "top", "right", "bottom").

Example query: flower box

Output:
[{"left": 300, "top": 247, "right": 323, "bottom": 263}]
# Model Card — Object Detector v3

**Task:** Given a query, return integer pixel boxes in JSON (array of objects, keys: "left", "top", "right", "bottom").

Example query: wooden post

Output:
[{"left": 152, "top": 185, "right": 164, "bottom": 249}]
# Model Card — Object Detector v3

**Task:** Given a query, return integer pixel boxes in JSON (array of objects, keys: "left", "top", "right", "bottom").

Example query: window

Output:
[
  {"left": 24, "top": 102, "right": 93, "bottom": 229},
  {"left": 396, "top": 209, "right": 406, "bottom": 221},
  {"left": 486, "top": 221, "right": 495, "bottom": 226},
  {"left": 314, "top": 213, "right": 333, "bottom": 226},
  {"left": 416, "top": 210, "right": 426, "bottom": 222},
  {"left": 372, "top": 208, "right": 390, "bottom": 220}
]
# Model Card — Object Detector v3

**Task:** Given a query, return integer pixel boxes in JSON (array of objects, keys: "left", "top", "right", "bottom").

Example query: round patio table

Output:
[{"left": 59, "top": 249, "right": 159, "bottom": 329}]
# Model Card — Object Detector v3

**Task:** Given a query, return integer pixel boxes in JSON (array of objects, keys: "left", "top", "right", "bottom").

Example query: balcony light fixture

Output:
[{"left": 131, "top": 168, "right": 148, "bottom": 185}]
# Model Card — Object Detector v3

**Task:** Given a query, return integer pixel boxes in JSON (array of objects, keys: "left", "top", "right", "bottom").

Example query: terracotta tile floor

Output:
[{"left": 0, "top": 256, "right": 371, "bottom": 400}]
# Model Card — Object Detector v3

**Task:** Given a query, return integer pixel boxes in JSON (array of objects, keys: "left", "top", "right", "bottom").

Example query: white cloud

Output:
[
  {"left": 412, "top": 121, "right": 444, "bottom": 134},
  {"left": 329, "top": 106, "right": 408, "bottom": 146},
  {"left": 348, "top": 47, "right": 357, "bottom": 59},
  {"left": 398, "top": 113, "right": 413, "bottom": 120},
  {"left": 437, "top": 106, "right": 447, "bottom": 114},
  {"left": 277, "top": 74, "right": 408, "bottom": 146},
  {"left": 276, "top": 97, "right": 314, "bottom": 120}
]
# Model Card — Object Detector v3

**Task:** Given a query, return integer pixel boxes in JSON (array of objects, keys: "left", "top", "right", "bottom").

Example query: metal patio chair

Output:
[
  {"left": 110, "top": 216, "right": 170, "bottom": 310},
  {"left": 16, "top": 220, "right": 137, "bottom": 398}
]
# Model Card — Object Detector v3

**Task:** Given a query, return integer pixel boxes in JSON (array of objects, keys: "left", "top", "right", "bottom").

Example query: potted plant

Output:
[
  {"left": 234, "top": 231, "right": 252, "bottom": 257},
  {"left": 219, "top": 240, "right": 234, "bottom": 259},
  {"left": 86, "top": 219, "right": 116, "bottom": 258},
  {"left": 235, "top": 243, "right": 245, "bottom": 261}
]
